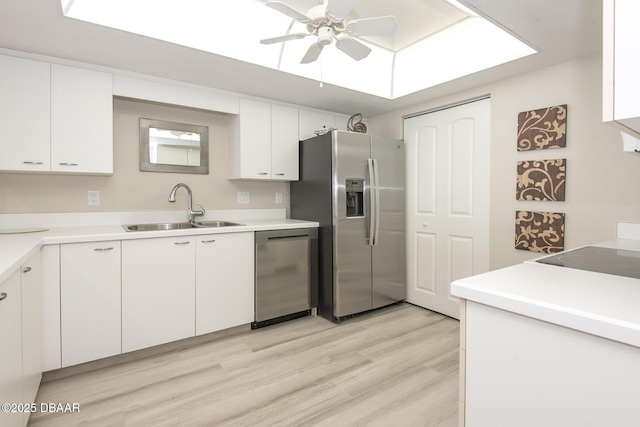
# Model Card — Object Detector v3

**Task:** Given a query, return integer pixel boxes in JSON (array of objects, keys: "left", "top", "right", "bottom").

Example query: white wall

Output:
[{"left": 369, "top": 54, "right": 640, "bottom": 270}]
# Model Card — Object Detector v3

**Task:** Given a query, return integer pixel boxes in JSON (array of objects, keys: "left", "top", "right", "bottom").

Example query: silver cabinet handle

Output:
[
  {"left": 59, "top": 162, "right": 79, "bottom": 166},
  {"left": 174, "top": 241, "right": 191, "bottom": 245},
  {"left": 275, "top": 173, "right": 285, "bottom": 176},
  {"left": 257, "top": 172, "right": 268, "bottom": 175},
  {"left": 23, "top": 267, "right": 32, "bottom": 273},
  {"left": 94, "top": 247, "right": 114, "bottom": 252},
  {"left": 201, "top": 239, "right": 216, "bottom": 244},
  {"left": 0, "top": 292, "right": 7, "bottom": 301},
  {"left": 23, "top": 161, "right": 44, "bottom": 165}
]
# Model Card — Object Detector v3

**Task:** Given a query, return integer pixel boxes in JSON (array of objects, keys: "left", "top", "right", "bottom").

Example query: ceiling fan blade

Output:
[
  {"left": 265, "top": 1, "right": 311, "bottom": 22},
  {"left": 325, "top": 0, "right": 358, "bottom": 19},
  {"left": 335, "top": 37, "right": 371, "bottom": 61},
  {"left": 260, "top": 33, "right": 307, "bottom": 45},
  {"left": 346, "top": 16, "right": 398, "bottom": 36},
  {"left": 301, "top": 43, "right": 324, "bottom": 64}
]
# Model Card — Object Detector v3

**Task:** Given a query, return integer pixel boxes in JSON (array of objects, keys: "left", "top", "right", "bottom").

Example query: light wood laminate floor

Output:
[{"left": 29, "top": 303, "right": 459, "bottom": 426}]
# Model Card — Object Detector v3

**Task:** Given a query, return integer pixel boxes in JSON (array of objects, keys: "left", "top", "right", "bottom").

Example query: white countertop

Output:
[
  {"left": 451, "top": 238, "right": 640, "bottom": 348},
  {"left": 0, "top": 217, "right": 318, "bottom": 284}
]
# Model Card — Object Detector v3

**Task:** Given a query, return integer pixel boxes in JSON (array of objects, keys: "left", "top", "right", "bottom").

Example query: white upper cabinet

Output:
[
  {"left": 271, "top": 104, "right": 299, "bottom": 180},
  {"left": 51, "top": 64, "right": 113, "bottom": 174},
  {"left": 0, "top": 55, "right": 51, "bottom": 172},
  {"left": 603, "top": 0, "right": 640, "bottom": 137},
  {"left": 0, "top": 55, "right": 114, "bottom": 175},
  {"left": 229, "top": 99, "right": 299, "bottom": 181},
  {"left": 298, "top": 109, "right": 336, "bottom": 141}
]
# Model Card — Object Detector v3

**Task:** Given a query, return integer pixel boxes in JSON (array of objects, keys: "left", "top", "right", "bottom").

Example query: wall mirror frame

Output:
[{"left": 139, "top": 118, "right": 209, "bottom": 174}]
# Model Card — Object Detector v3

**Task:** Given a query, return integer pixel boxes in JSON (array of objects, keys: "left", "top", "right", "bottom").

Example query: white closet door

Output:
[{"left": 404, "top": 98, "right": 490, "bottom": 318}]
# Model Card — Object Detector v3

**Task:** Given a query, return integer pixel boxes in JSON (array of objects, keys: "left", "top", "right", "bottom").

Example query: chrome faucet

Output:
[{"left": 168, "top": 183, "right": 205, "bottom": 223}]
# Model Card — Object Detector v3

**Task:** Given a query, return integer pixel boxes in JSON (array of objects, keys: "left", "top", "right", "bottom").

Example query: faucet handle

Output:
[{"left": 195, "top": 203, "right": 206, "bottom": 217}]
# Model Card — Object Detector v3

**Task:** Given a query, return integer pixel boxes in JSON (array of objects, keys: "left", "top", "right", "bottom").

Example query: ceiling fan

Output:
[{"left": 260, "top": 0, "right": 398, "bottom": 64}]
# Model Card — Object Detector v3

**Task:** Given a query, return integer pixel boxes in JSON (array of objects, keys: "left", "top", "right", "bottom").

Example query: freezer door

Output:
[
  {"left": 333, "top": 131, "right": 373, "bottom": 318},
  {"left": 371, "top": 136, "right": 406, "bottom": 308}
]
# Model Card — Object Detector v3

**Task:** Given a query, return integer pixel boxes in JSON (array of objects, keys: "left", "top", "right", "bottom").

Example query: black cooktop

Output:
[{"left": 536, "top": 246, "right": 640, "bottom": 279}]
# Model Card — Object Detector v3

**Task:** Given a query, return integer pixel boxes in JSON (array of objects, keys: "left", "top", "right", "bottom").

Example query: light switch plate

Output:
[
  {"left": 275, "top": 192, "right": 283, "bottom": 204},
  {"left": 237, "top": 192, "right": 250, "bottom": 204}
]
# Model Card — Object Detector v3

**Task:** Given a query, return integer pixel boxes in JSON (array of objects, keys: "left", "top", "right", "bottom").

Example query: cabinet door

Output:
[
  {"left": 271, "top": 104, "right": 299, "bottom": 181},
  {"left": 21, "top": 251, "right": 42, "bottom": 412},
  {"left": 298, "top": 109, "right": 335, "bottom": 141},
  {"left": 195, "top": 233, "right": 254, "bottom": 335},
  {"left": 238, "top": 99, "right": 272, "bottom": 179},
  {"left": 122, "top": 236, "right": 195, "bottom": 353},
  {"left": 0, "top": 270, "right": 23, "bottom": 427},
  {"left": 51, "top": 64, "right": 113, "bottom": 174},
  {"left": 0, "top": 55, "right": 50, "bottom": 172},
  {"left": 41, "top": 245, "right": 61, "bottom": 371},
  {"left": 60, "top": 241, "right": 121, "bottom": 367}
]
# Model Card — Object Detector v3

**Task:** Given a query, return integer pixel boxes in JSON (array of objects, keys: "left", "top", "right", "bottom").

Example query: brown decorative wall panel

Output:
[
  {"left": 516, "top": 159, "right": 566, "bottom": 201},
  {"left": 515, "top": 211, "right": 565, "bottom": 253},
  {"left": 517, "top": 104, "right": 567, "bottom": 151}
]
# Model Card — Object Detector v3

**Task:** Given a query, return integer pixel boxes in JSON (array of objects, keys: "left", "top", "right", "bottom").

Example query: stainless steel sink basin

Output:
[
  {"left": 123, "top": 222, "right": 195, "bottom": 232},
  {"left": 193, "top": 221, "right": 243, "bottom": 228},
  {"left": 123, "top": 221, "right": 243, "bottom": 232}
]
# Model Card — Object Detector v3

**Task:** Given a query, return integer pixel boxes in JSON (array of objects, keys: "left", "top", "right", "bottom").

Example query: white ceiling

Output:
[{"left": 0, "top": 0, "right": 602, "bottom": 117}]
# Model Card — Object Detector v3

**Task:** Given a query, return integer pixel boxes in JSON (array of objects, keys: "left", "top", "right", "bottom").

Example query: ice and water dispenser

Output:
[{"left": 346, "top": 179, "right": 364, "bottom": 217}]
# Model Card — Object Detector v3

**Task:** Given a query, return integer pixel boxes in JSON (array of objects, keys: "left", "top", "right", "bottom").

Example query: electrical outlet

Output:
[
  {"left": 275, "top": 192, "right": 283, "bottom": 204},
  {"left": 237, "top": 192, "right": 250, "bottom": 204},
  {"left": 87, "top": 190, "right": 100, "bottom": 207}
]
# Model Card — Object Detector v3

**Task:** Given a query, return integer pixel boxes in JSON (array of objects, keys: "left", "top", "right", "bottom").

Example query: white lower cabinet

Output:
[
  {"left": 21, "top": 251, "right": 42, "bottom": 425},
  {"left": 195, "top": 232, "right": 254, "bottom": 335},
  {"left": 60, "top": 241, "right": 121, "bottom": 367},
  {"left": 0, "top": 252, "right": 42, "bottom": 427},
  {"left": 38, "top": 231, "right": 256, "bottom": 369},
  {"left": 0, "top": 270, "right": 23, "bottom": 427},
  {"left": 122, "top": 236, "right": 196, "bottom": 353},
  {"left": 41, "top": 245, "right": 61, "bottom": 371}
]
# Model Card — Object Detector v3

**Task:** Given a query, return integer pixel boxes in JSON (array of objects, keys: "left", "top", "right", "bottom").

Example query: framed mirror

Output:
[{"left": 139, "top": 118, "right": 209, "bottom": 174}]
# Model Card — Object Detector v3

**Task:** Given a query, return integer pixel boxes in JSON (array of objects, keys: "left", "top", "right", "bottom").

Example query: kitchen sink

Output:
[
  {"left": 123, "top": 221, "right": 243, "bottom": 232},
  {"left": 193, "top": 221, "right": 243, "bottom": 228}
]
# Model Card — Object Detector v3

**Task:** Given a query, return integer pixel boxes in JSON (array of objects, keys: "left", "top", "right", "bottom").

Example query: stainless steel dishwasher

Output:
[{"left": 252, "top": 228, "right": 318, "bottom": 329}]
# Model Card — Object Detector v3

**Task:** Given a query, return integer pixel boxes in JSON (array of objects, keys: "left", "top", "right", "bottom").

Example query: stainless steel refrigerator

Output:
[{"left": 291, "top": 130, "right": 405, "bottom": 322}]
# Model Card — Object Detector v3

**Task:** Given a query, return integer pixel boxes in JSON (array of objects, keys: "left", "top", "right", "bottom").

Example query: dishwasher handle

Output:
[{"left": 255, "top": 228, "right": 318, "bottom": 244}]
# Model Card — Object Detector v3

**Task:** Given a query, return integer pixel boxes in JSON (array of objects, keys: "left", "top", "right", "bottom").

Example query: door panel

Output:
[
  {"left": 450, "top": 118, "right": 475, "bottom": 215},
  {"left": 405, "top": 98, "right": 490, "bottom": 318},
  {"left": 416, "top": 233, "right": 436, "bottom": 293},
  {"left": 417, "top": 127, "right": 437, "bottom": 214},
  {"left": 333, "top": 131, "right": 373, "bottom": 318},
  {"left": 371, "top": 136, "right": 406, "bottom": 309}
]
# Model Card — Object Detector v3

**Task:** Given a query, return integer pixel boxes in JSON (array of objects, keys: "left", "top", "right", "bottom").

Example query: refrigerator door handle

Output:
[
  {"left": 373, "top": 158, "right": 381, "bottom": 246},
  {"left": 367, "top": 158, "right": 376, "bottom": 246}
]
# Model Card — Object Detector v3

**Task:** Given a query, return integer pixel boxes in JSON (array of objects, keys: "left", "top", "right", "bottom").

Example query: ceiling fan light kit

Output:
[{"left": 261, "top": 0, "right": 398, "bottom": 64}]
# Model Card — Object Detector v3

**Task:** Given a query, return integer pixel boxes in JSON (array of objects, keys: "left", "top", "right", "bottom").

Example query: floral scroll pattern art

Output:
[
  {"left": 516, "top": 159, "right": 566, "bottom": 201},
  {"left": 517, "top": 104, "right": 567, "bottom": 151},
  {"left": 515, "top": 211, "right": 565, "bottom": 253}
]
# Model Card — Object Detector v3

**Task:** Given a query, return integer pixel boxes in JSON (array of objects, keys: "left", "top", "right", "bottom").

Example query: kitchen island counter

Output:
[
  {"left": 451, "top": 240, "right": 640, "bottom": 347},
  {"left": 453, "top": 235, "right": 640, "bottom": 427}
]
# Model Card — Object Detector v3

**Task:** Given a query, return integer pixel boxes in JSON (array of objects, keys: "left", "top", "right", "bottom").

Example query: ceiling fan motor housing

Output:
[{"left": 317, "top": 26, "right": 333, "bottom": 45}]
